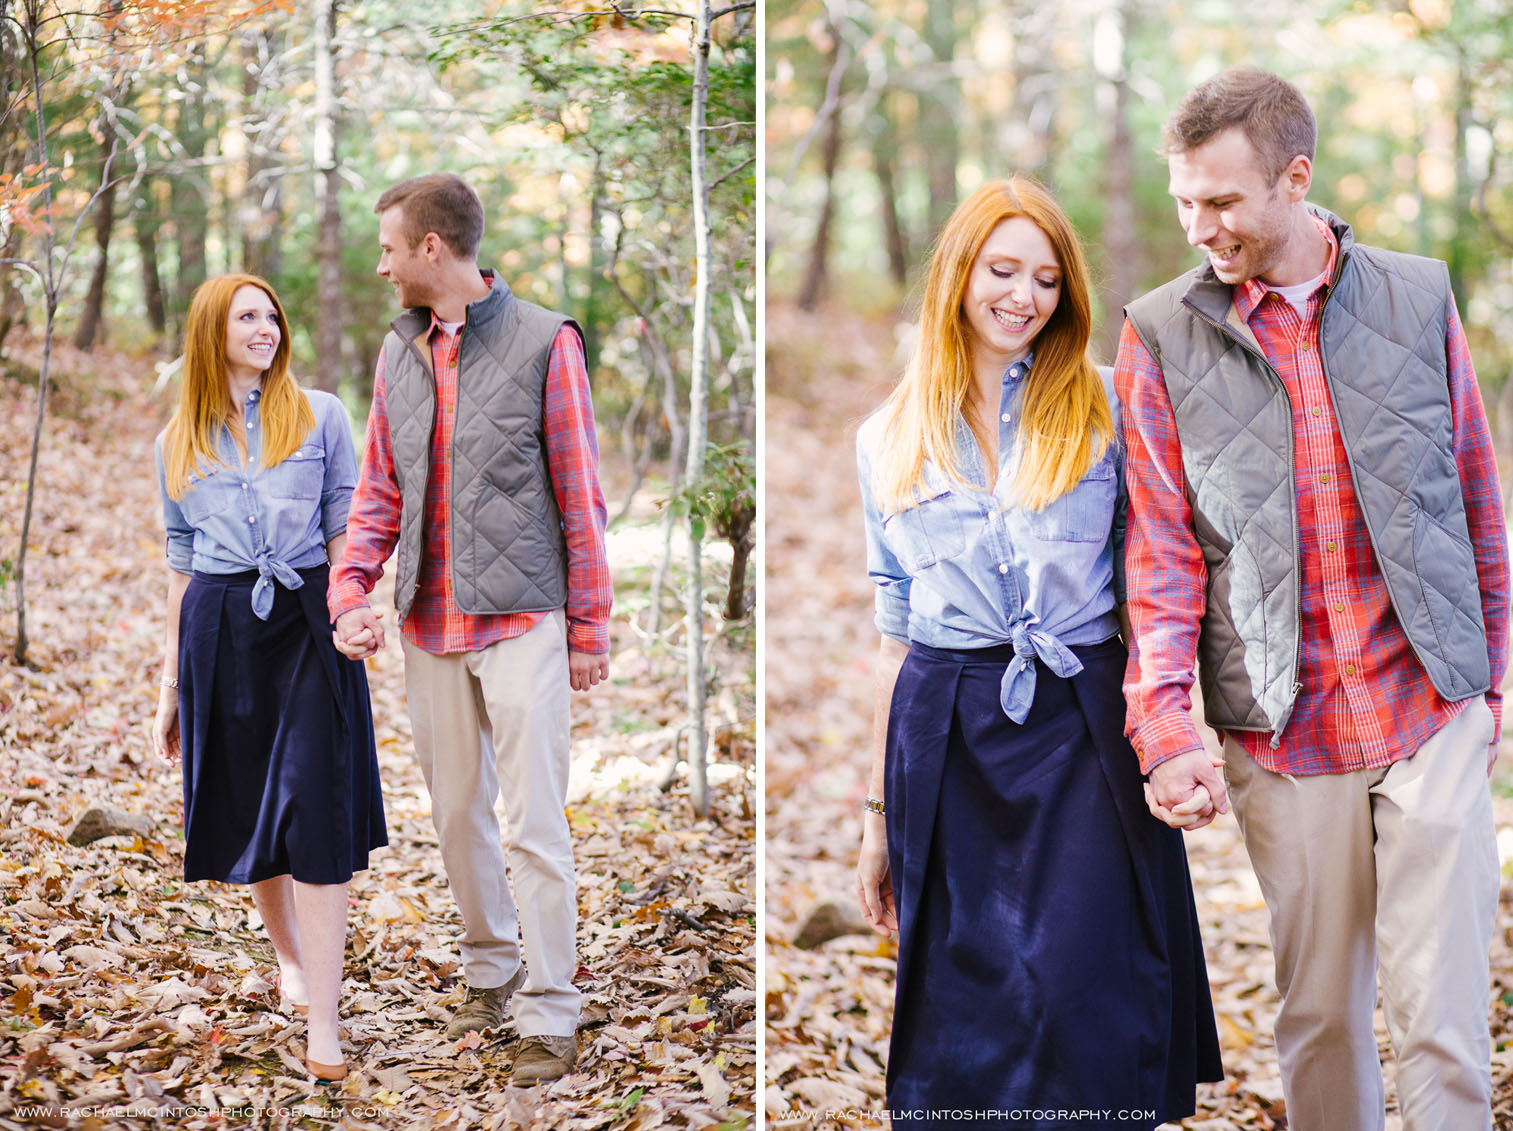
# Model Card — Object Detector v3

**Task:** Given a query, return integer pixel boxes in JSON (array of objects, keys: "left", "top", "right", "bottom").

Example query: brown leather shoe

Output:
[
  {"left": 510, "top": 1034, "right": 576, "bottom": 1085},
  {"left": 305, "top": 1057, "right": 347, "bottom": 1083},
  {"left": 443, "top": 968, "right": 526, "bottom": 1039}
]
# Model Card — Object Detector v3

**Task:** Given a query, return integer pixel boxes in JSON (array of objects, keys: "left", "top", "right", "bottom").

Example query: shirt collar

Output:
[
  {"left": 1003, "top": 352, "right": 1034, "bottom": 386},
  {"left": 1235, "top": 213, "right": 1338, "bottom": 321},
  {"left": 427, "top": 273, "right": 498, "bottom": 340}
]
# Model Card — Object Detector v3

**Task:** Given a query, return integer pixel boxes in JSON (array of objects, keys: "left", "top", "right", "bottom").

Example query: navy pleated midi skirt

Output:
[
  {"left": 884, "top": 637, "right": 1222, "bottom": 1130},
  {"left": 177, "top": 563, "right": 387, "bottom": 885}
]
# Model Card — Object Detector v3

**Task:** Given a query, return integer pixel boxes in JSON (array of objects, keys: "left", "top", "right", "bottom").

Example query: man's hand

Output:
[
  {"left": 569, "top": 650, "right": 609, "bottom": 692},
  {"left": 1146, "top": 748, "right": 1230, "bottom": 832},
  {"left": 1488, "top": 741, "right": 1500, "bottom": 777},
  {"left": 334, "top": 606, "right": 385, "bottom": 660}
]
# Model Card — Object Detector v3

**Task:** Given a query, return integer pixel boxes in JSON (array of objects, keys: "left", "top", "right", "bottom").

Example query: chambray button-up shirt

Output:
[
  {"left": 857, "top": 357, "right": 1126, "bottom": 722},
  {"left": 156, "top": 387, "right": 358, "bottom": 619}
]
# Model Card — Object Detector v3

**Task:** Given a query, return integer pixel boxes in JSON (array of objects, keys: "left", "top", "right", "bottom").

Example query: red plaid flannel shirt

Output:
[
  {"left": 1117, "top": 220, "right": 1509, "bottom": 775},
  {"left": 329, "top": 297, "right": 611, "bottom": 656}
]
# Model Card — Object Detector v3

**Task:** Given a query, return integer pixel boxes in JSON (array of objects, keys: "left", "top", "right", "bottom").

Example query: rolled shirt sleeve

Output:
[
  {"left": 155, "top": 438, "right": 195, "bottom": 574},
  {"left": 317, "top": 392, "right": 358, "bottom": 543},
  {"left": 856, "top": 421, "right": 912, "bottom": 645}
]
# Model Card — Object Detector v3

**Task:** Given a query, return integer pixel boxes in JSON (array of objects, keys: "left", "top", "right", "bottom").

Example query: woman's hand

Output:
[
  {"left": 153, "top": 686, "right": 181, "bottom": 765},
  {"left": 857, "top": 811, "right": 897, "bottom": 938}
]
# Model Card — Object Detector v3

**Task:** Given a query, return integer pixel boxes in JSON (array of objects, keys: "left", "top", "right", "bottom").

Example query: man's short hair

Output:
[
  {"left": 374, "top": 173, "right": 484, "bottom": 259},
  {"left": 1161, "top": 66, "right": 1316, "bottom": 182}
]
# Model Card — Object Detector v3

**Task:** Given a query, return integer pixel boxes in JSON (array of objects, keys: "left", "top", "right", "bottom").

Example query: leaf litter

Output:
[
  {"left": 763, "top": 299, "right": 1513, "bottom": 1131},
  {"left": 0, "top": 340, "right": 754, "bottom": 1130}
]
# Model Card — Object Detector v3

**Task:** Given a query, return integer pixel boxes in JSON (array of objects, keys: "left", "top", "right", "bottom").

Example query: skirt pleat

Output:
[
  {"left": 884, "top": 637, "right": 1222, "bottom": 1130},
  {"left": 178, "top": 564, "right": 387, "bottom": 885}
]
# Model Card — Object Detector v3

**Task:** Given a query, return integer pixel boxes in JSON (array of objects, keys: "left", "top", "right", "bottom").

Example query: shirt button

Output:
[
  {"left": 1311, "top": 407, "right": 1322, "bottom": 417},
  {"left": 1326, "top": 541, "right": 1337, "bottom": 552},
  {"left": 1333, "top": 601, "right": 1345, "bottom": 612},
  {"left": 1320, "top": 473, "right": 1331, "bottom": 484},
  {"left": 248, "top": 421, "right": 256, "bottom": 429},
  {"left": 1345, "top": 663, "right": 1356, "bottom": 676},
  {"left": 1001, "top": 413, "right": 1012, "bottom": 423},
  {"left": 248, "top": 515, "right": 256, "bottom": 524},
  {"left": 998, "top": 563, "right": 1009, "bottom": 574},
  {"left": 241, "top": 482, "right": 249, "bottom": 490},
  {"left": 1300, "top": 341, "right": 1311, "bottom": 351}
]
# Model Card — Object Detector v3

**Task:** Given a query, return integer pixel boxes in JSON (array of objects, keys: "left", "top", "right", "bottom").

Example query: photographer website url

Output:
[
  {"left": 9, "top": 1103, "right": 387, "bottom": 1123},
  {"left": 769, "top": 1109, "right": 1160, "bottom": 1126}
]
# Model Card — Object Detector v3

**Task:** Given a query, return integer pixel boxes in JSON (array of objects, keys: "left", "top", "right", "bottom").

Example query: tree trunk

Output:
[
  {"left": 1094, "top": 2, "right": 1136, "bottom": 364},
  {"left": 135, "top": 190, "right": 168, "bottom": 338},
  {"left": 240, "top": 29, "right": 283, "bottom": 281},
  {"left": 0, "top": 6, "right": 24, "bottom": 356},
  {"left": 313, "top": 0, "right": 343, "bottom": 394},
  {"left": 73, "top": 117, "right": 119, "bottom": 350},
  {"left": 871, "top": 94, "right": 908, "bottom": 288},
  {"left": 171, "top": 43, "right": 209, "bottom": 327},
  {"left": 797, "top": 14, "right": 842, "bottom": 313},
  {"left": 921, "top": 0, "right": 959, "bottom": 236},
  {"left": 683, "top": 0, "right": 714, "bottom": 816}
]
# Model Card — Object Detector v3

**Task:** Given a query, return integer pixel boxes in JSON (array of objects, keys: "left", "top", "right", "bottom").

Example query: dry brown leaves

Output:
[
  {"left": 763, "top": 299, "right": 1513, "bottom": 1131},
  {"left": 0, "top": 338, "right": 753, "bottom": 1130}
]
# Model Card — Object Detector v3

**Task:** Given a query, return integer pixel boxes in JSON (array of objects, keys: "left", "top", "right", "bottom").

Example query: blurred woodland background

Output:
[{"left": 765, "top": 1, "right": 1513, "bottom": 1127}]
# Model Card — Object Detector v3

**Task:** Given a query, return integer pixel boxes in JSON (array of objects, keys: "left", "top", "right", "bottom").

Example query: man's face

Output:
[
  {"left": 377, "top": 207, "right": 433, "bottom": 309},
  {"left": 1168, "top": 127, "right": 1296, "bottom": 286}
]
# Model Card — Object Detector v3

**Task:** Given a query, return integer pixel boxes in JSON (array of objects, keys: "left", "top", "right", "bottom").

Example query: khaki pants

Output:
[
  {"left": 401, "top": 611, "right": 580, "bottom": 1037},
  {"left": 1223, "top": 697, "right": 1497, "bottom": 1131}
]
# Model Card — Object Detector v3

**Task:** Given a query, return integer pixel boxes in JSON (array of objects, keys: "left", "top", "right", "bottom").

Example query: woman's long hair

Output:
[
  {"left": 873, "top": 176, "right": 1112, "bottom": 512},
  {"left": 162, "top": 273, "right": 312, "bottom": 500}
]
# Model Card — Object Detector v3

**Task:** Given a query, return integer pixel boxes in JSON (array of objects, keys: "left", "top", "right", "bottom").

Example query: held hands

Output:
[
  {"left": 153, "top": 687, "right": 181, "bottom": 765},
  {"left": 1144, "top": 748, "right": 1230, "bottom": 832},
  {"left": 856, "top": 812, "right": 898, "bottom": 938},
  {"left": 333, "top": 607, "right": 385, "bottom": 660}
]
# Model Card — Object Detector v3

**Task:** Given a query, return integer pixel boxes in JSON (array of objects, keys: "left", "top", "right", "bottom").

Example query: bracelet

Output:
[
  {"left": 161, "top": 676, "right": 179, "bottom": 689},
  {"left": 863, "top": 796, "right": 885, "bottom": 815}
]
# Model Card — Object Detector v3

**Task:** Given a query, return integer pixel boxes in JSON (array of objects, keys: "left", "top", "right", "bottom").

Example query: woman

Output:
[
  {"left": 855, "top": 178, "right": 1222, "bottom": 1128},
  {"left": 152, "top": 273, "right": 387, "bottom": 1084}
]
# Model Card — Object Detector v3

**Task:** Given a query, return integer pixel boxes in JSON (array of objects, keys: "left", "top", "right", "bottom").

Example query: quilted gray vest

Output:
[
  {"left": 382, "top": 272, "right": 582, "bottom": 620},
  {"left": 1124, "top": 207, "right": 1488, "bottom": 738}
]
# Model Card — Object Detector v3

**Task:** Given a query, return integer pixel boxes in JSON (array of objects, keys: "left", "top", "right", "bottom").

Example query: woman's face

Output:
[
  {"left": 961, "top": 216, "right": 1062, "bottom": 373},
  {"left": 224, "top": 284, "right": 281, "bottom": 383}
]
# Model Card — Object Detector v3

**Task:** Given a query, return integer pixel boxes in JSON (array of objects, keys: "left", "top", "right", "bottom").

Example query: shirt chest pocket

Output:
[
  {"left": 180, "top": 468, "right": 236, "bottom": 525},
  {"left": 884, "top": 491, "right": 968, "bottom": 572},
  {"left": 264, "top": 444, "right": 326, "bottom": 501},
  {"left": 1019, "top": 456, "right": 1116, "bottom": 544}
]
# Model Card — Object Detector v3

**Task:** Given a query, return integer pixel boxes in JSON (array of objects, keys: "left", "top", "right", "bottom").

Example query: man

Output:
[
  {"left": 329, "top": 172, "right": 611, "bottom": 1085},
  {"left": 1116, "top": 68, "right": 1508, "bottom": 1131}
]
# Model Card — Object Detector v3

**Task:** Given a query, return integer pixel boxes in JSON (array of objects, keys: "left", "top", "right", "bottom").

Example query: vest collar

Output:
[
  {"left": 389, "top": 269, "right": 514, "bottom": 343},
  {"left": 1181, "top": 204, "right": 1356, "bottom": 329}
]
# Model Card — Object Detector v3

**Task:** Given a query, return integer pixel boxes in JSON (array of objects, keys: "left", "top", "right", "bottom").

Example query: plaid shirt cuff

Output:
[
  {"left": 1132, "top": 713, "right": 1210, "bottom": 777},
  {"left": 1488, "top": 690, "right": 1503, "bottom": 745},
  {"left": 327, "top": 578, "right": 373, "bottom": 623},
  {"left": 567, "top": 620, "right": 610, "bottom": 655}
]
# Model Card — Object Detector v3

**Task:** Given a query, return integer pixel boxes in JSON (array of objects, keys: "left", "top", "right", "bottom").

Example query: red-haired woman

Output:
[
  {"left": 152, "top": 274, "right": 386, "bottom": 1083},
  {"left": 855, "top": 178, "right": 1222, "bottom": 1127}
]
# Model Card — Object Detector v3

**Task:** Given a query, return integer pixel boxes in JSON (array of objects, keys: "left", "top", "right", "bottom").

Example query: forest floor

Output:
[
  {"left": 763, "top": 298, "right": 1513, "bottom": 1131},
  {"left": 0, "top": 337, "right": 755, "bottom": 1130}
]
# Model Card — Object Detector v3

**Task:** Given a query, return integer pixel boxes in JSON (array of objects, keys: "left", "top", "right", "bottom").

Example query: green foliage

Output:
[{"left": 663, "top": 442, "right": 755, "bottom": 547}]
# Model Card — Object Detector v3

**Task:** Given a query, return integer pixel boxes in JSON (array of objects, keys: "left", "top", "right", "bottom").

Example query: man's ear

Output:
[
  {"left": 1283, "top": 153, "right": 1312, "bottom": 203},
  {"left": 422, "top": 231, "right": 444, "bottom": 263}
]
